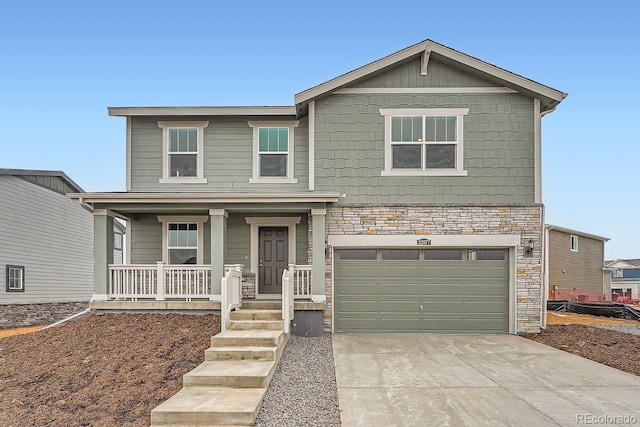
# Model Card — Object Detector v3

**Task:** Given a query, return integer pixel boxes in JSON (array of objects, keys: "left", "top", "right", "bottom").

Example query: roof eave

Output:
[
  {"left": 108, "top": 106, "right": 297, "bottom": 117},
  {"left": 68, "top": 192, "right": 342, "bottom": 204},
  {"left": 545, "top": 224, "right": 610, "bottom": 242}
]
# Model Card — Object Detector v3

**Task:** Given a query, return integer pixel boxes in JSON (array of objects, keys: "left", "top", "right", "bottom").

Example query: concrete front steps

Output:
[{"left": 151, "top": 300, "right": 288, "bottom": 426}]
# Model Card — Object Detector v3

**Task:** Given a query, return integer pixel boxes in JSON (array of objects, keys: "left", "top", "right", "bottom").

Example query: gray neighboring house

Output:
[
  {"left": 544, "top": 225, "right": 610, "bottom": 303},
  {"left": 0, "top": 169, "right": 93, "bottom": 326},
  {"left": 71, "top": 39, "right": 567, "bottom": 334},
  {"left": 605, "top": 259, "right": 640, "bottom": 303}
]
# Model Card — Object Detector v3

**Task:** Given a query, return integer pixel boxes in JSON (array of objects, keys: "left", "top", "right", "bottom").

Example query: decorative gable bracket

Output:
[{"left": 421, "top": 43, "right": 431, "bottom": 76}]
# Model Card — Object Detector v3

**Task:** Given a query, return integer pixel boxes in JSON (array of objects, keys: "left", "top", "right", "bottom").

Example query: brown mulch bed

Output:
[
  {"left": 0, "top": 313, "right": 219, "bottom": 427},
  {"left": 525, "top": 324, "right": 640, "bottom": 377}
]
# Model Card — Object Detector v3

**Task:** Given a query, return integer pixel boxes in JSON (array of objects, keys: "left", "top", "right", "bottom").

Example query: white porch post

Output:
[
  {"left": 311, "top": 208, "right": 326, "bottom": 302},
  {"left": 156, "top": 261, "right": 165, "bottom": 300},
  {"left": 210, "top": 209, "right": 227, "bottom": 299},
  {"left": 93, "top": 210, "right": 115, "bottom": 301}
]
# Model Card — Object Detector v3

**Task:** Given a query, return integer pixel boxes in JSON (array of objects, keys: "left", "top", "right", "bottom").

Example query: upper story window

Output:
[
  {"left": 570, "top": 235, "right": 578, "bottom": 252},
  {"left": 380, "top": 108, "right": 469, "bottom": 176},
  {"left": 6, "top": 265, "right": 25, "bottom": 292},
  {"left": 613, "top": 270, "right": 623, "bottom": 278},
  {"left": 248, "top": 121, "right": 299, "bottom": 183},
  {"left": 157, "top": 121, "right": 209, "bottom": 184},
  {"left": 158, "top": 216, "right": 208, "bottom": 265}
]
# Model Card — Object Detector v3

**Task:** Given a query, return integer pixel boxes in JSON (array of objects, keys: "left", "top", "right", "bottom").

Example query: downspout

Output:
[
  {"left": 542, "top": 224, "right": 553, "bottom": 329},
  {"left": 43, "top": 308, "right": 91, "bottom": 329},
  {"left": 78, "top": 197, "right": 94, "bottom": 214}
]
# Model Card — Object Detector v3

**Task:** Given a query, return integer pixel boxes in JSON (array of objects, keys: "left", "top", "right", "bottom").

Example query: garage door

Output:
[{"left": 334, "top": 248, "right": 509, "bottom": 333}]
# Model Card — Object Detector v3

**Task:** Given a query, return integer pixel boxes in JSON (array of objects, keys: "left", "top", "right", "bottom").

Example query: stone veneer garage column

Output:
[
  {"left": 311, "top": 209, "right": 327, "bottom": 302},
  {"left": 210, "top": 209, "right": 227, "bottom": 298}
]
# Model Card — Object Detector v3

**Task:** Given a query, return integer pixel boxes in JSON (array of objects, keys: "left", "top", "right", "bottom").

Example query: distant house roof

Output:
[
  {"left": 545, "top": 224, "right": 609, "bottom": 242},
  {"left": 605, "top": 259, "right": 640, "bottom": 269},
  {"left": 0, "top": 168, "right": 85, "bottom": 195}
]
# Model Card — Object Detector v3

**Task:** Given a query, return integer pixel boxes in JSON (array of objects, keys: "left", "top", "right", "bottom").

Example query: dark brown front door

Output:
[{"left": 259, "top": 227, "right": 289, "bottom": 294}]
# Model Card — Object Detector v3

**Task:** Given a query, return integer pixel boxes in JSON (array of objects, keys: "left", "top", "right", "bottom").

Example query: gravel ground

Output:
[
  {"left": 592, "top": 323, "right": 640, "bottom": 336},
  {"left": 255, "top": 335, "right": 341, "bottom": 427}
]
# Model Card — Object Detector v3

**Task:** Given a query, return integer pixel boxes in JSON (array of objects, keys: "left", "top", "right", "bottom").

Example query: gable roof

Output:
[
  {"left": 605, "top": 259, "right": 640, "bottom": 269},
  {"left": 295, "top": 39, "right": 567, "bottom": 115},
  {"left": 0, "top": 168, "right": 85, "bottom": 194},
  {"left": 545, "top": 224, "right": 609, "bottom": 242}
]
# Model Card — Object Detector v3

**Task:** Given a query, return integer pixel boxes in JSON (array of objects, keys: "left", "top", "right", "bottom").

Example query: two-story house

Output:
[
  {"left": 71, "top": 40, "right": 566, "bottom": 334},
  {"left": 605, "top": 259, "right": 640, "bottom": 303}
]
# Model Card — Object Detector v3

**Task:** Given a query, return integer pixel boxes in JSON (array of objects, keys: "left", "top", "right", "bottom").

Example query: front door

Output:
[{"left": 259, "top": 227, "right": 289, "bottom": 295}]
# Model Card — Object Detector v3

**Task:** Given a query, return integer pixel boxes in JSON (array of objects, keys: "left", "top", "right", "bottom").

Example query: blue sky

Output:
[{"left": 1, "top": 1, "right": 638, "bottom": 259}]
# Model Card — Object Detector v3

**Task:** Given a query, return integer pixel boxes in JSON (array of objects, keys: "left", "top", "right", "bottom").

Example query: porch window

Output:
[
  {"left": 114, "top": 232, "right": 123, "bottom": 250},
  {"left": 6, "top": 265, "right": 25, "bottom": 292},
  {"left": 157, "top": 215, "right": 208, "bottom": 265},
  {"left": 168, "top": 223, "right": 198, "bottom": 264},
  {"left": 248, "top": 121, "right": 299, "bottom": 183},
  {"left": 158, "top": 121, "right": 209, "bottom": 184},
  {"left": 380, "top": 108, "right": 469, "bottom": 176}
]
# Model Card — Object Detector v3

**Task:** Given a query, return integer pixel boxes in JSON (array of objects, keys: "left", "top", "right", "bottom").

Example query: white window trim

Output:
[
  {"left": 245, "top": 217, "right": 301, "bottom": 298},
  {"left": 248, "top": 121, "right": 299, "bottom": 184},
  {"left": 379, "top": 108, "right": 469, "bottom": 177},
  {"left": 157, "top": 216, "right": 209, "bottom": 264},
  {"left": 157, "top": 121, "right": 209, "bottom": 184},
  {"left": 570, "top": 235, "right": 579, "bottom": 252}
]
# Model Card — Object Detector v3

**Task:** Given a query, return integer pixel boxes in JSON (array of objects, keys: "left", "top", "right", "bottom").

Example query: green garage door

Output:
[{"left": 334, "top": 248, "right": 509, "bottom": 333}]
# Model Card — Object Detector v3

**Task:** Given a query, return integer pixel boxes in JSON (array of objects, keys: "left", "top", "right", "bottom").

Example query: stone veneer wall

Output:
[
  {"left": 0, "top": 302, "right": 88, "bottom": 329},
  {"left": 323, "top": 205, "right": 544, "bottom": 334},
  {"left": 242, "top": 274, "right": 256, "bottom": 299}
]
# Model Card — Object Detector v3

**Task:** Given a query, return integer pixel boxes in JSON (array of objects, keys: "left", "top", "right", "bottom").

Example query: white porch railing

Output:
[
  {"left": 282, "top": 269, "right": 294, "bottom": 334},
  {"left": 288, "top": 264, "right": 312, "bottom": 299},
  {"left": 221, "top": 264, "right": 243, "bottom": 332},
  {"left": 108, "top": 263, "right": 213, "bottom": 301}
]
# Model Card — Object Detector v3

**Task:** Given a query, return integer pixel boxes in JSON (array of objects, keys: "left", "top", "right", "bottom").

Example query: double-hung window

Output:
[
  {"left": 380, "top": 108, "right": 469, "bottom": 176},
  {"left": 248, "top": 121, "right": 299, "bottom": 183},
  {"left": 157, "top": 216, "right": 208, "bottom": 265},
  {"left": 158, "top": 121, "right": 209, "bottom": 183},
  {"left": 6, "top": 265, "right": 25, "bottom": 292}
]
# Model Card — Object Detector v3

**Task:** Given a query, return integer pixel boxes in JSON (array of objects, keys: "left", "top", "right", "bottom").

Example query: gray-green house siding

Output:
[
  {"left": 0, "top": 176, "right": 93, "bottom": 304},
  {"left": 130, "top": 116, "right": 309, "bottom": 192},
  {"left": 313, "top": 58, "right": 536, "bottom": 205}
]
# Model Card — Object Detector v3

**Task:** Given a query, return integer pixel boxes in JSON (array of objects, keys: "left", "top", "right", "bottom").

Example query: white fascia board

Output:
[
  {"left": 108, "top": 106, "right": 297, "bottom": 117},
  {"left": 544, "top": 224, "right": 610, "bottom": 242},
  {"left": 328, "top": 234, "right": 521, "bottom": 248},
  {"left": 68, "top": 192, "right": 341, "bottom": 204}
]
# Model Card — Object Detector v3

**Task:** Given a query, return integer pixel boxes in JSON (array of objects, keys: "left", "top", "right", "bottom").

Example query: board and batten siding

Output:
[
  {"left": 314, "top": 57, "right": 536, "bottom": 205},
  {"left": 129, "top": 116, "right": 309, "bottom": 192},
  {"left": 0, "top": 176, "right": 93, "bottom": 303},
  {"left": 547, "top": 229, "right": 605, "bottom": 293}
]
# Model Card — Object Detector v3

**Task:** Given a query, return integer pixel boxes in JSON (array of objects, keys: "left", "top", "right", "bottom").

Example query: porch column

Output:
[
  {"left": 209, "top": 209, "right": 227, "bottom": 299},
  {"left": 311, "top": 208, "right": 327, "bottom": 302},
  {"left": 93, "top": 210, "right": 114, "bottom": 301}
]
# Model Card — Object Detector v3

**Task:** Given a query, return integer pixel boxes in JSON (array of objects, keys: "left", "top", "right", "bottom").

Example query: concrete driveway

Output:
[{"left": 333, "top": 334, "right": 640, "bottom": 426}]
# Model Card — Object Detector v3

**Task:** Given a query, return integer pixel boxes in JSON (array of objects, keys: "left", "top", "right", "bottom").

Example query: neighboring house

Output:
[
  {"left": 0, "top": 169, "right": 94, "bottom": 305},
  {"left": 605, "top": 259, "right": 640, "bottom": 302},
  {"left": 544, "top": 225, "right": 610, "bottom": 303},
  {"left": 70, "top": 39, "right": 567, "bottom": 334}
]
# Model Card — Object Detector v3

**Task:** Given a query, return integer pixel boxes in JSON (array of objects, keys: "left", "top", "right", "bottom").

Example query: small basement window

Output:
[{"left": 6, "top": 265, "right": 25, "bottom": 292}]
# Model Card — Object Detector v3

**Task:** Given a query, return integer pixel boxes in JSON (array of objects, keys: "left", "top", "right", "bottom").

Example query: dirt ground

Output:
[
  {"left": 525, "top": 312, "right": 640, "bottom": 377},
  {"left": 0, "top": 311, "right": 639, "bottom": 426},
  {"left": 0, "top": 313, "right": 218, "bottom": 427}
]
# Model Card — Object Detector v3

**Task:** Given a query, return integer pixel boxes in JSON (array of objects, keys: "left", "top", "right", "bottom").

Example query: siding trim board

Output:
[{"left": 334, "top": 87, "right": 518, "bottom": 95}]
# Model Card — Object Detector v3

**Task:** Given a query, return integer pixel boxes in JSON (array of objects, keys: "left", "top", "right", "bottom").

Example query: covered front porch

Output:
[{"left": 71, "top": 192, "right": 340, "bottom": 307}]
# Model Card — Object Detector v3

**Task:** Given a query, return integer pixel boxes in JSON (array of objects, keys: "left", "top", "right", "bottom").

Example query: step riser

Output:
[
  {"left": 241, "top": 300, "right": 281, "bottom": 310},
  {"left": 231, "top": 311, "right": 282, "bottom": 321},
  {"left": 205, "top": 349, "right": 276, "bottom": 361},
  {"left": 151, "top": 409, "right": 257, "bottom": 426},
  {"left": 228, "top": 321, "right": 284, "bottom": 331},
  {"left": 184, "top": 373, "right": 273, "bottom": 388},
  {"left": 211, "top": 336, "right": 282, "bottom": 347}
]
